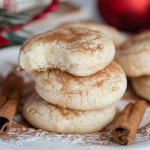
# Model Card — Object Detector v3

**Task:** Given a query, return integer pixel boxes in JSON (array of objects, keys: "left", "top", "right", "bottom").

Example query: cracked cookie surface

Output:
[
  {"left": 31, "top": 61, "right": 127, "bottom": 110},
  {"left": 22, "top": 93, "right": 116, "bottom": 134}
]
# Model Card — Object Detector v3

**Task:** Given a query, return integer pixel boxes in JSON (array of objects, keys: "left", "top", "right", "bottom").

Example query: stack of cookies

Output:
[
  {"left": 18, "top": 27, "right": 127, "bottom": 134},
  {"left": 115, "top": 31, "right": 150, "bottom": 102}
]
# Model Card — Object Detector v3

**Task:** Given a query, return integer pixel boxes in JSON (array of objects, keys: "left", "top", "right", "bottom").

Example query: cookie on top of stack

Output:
[
  {"left": 18, "top": 27, "right": 127, "bottom": 134},
  {"left": 59, "top": 22, "right": 125, "bottom": 47},
  {"left": 115, "top": 31, "right": 150, "bottom": 101}
]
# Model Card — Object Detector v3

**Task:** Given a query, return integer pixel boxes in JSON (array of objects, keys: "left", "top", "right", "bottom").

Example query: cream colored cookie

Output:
[
  {"left": 59, "top": 22, "right": 124, "bottom": 47},
  {"left": 18, "top": 27, "right": 115, "bottom": 76},
  {"left": 115, "top": 31, "right": 150, "bottom": 77},
  {"left": 22, "top": 93, "right": 116, "bottom": 134},
  {"left": 131, "top": 76, "right": 150, "bottom": 101},
  {"left": 31, "top": 61, "right": 127, "bottom": 110}
]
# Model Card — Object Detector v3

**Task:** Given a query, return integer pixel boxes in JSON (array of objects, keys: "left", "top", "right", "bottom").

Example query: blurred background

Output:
[{"left": 0, "top": 0, "right": 150, "bottom": 48}]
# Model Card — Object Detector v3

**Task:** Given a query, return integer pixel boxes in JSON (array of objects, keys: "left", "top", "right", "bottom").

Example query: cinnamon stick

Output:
[
  {"left": 111, "top": 100, "right": 147, "bottom": 145},
  {"left": 0, "top": 73, "right": 17, "bottom": 109},
  {"left": 0, "top": 76, "right": 23, "bottom": 134}
]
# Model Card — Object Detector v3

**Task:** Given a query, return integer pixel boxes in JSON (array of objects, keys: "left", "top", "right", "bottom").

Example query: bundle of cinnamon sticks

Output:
[
  {"left": 111, "top": 100, "right": 147, "bottom": 145},
  {"left": 0, "top": 73, "right": 23, "bottom": 134}
]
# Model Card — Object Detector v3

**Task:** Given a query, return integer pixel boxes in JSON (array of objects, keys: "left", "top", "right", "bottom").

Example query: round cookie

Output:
[
  {"left": 59, "top": 22, "right": 124, "bottom": 47},
  {"left": 22, "top": 93, "right": 116, "bottom": 134},
  {"left": 31, "top": 61, "right": 127, "bottom": 110},
  {"left": 115, "top": 31, "right": 150, "bottom": 77},
  {"left": 18, "top": 27, "right": 115, "bottom": 76},
  {"left": 131, "top": 76, "right": 150, "bottom": 101}
]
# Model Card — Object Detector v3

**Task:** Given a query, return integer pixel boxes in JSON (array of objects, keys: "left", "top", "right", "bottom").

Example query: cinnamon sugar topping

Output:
[{"left": 21, "top": 27, "right": 104, "bottom": 54}]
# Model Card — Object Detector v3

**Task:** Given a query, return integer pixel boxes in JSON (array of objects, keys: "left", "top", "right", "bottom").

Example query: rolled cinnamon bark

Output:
[
  {"left": 0, "top": 76, "right": 23, "bottom": 134},
  {"left": 0, "top": 73, "right": 17, "bottom": 109},
  {"left": 111, "top": 100, "right": 147, "bottom": 145}
]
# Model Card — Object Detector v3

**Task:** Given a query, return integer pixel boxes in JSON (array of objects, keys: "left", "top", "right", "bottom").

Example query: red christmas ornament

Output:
[{"left": 98, "top": 0, "right": 150, "bottom": 32}]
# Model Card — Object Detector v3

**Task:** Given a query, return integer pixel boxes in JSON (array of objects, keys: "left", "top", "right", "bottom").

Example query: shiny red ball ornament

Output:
[{"left": 98, "top": 0, "right": 150, "bottom": 32}]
